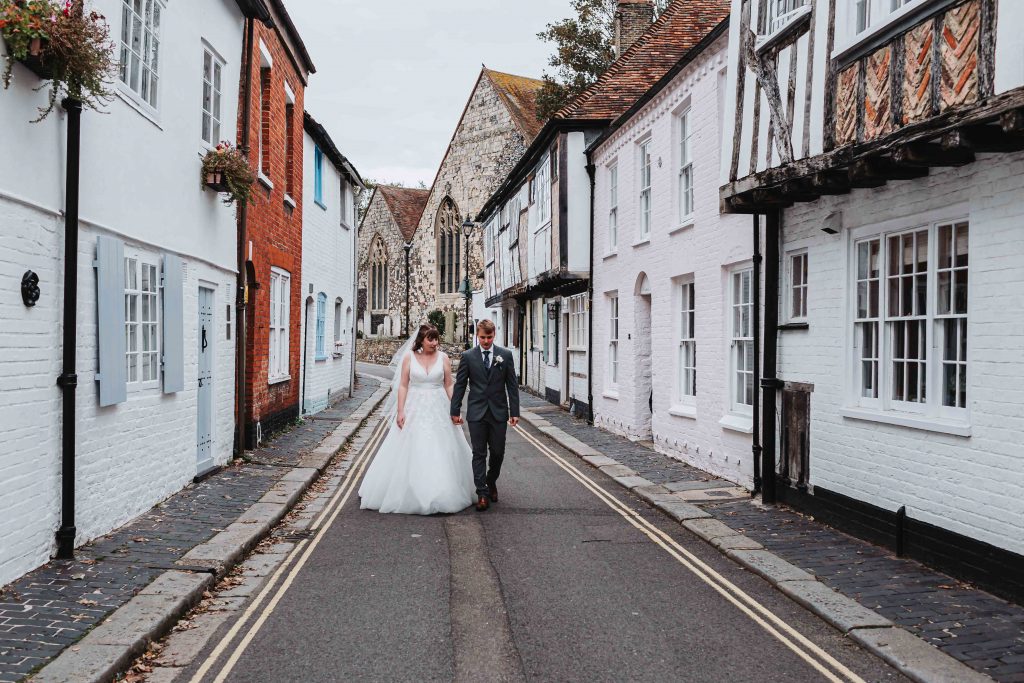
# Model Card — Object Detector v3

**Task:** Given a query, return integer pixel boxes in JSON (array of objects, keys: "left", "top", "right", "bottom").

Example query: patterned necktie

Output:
[{"left": 483, "top": 350, "right": 491, "bottom": 369}]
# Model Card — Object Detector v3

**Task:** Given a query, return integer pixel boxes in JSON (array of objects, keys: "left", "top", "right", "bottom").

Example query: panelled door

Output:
[{"left": 196, "top": 287, "right": 215, "bottom": 473}]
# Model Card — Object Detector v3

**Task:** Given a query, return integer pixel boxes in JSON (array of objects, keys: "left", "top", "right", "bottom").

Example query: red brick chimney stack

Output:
[{"left": 614, "top": 0, "right": 655, "bottom": 59}]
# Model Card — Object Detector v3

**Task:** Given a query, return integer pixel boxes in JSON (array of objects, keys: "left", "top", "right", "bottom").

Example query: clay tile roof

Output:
[
  {"left": 378, "top": 186, "right": 430, "bottom": 242},
  {"left": 557, "top": 0, "right": 730, "bottom": 121},
  {"left": 484, "top": 69, "right": 546, "bottom": 142}
]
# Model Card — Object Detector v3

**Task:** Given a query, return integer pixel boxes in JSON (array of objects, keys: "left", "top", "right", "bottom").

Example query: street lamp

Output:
[
  {"left": 403, "top": 241, "right": 412, "bottom": 336},
  {"left": 461, "top": 214, "right": 475, "bottom": 349}
]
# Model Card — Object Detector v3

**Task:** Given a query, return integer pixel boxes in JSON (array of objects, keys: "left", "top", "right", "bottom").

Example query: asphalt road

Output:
[{"left": 179, "top": 388, "right": 907, "bottom": 682}]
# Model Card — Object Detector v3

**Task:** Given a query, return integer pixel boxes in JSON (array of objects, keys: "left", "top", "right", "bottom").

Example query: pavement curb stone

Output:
[
  {"left": 518, "top": 412, "right": 996, "bottom": 683},
  {"left": 30, "top": 378, "right": 390, "bottom": 683}
]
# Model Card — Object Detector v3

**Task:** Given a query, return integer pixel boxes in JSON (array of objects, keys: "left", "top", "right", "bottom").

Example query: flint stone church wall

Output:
[{"left": 357, "top": 192, "right": 408, "bottom": 337}]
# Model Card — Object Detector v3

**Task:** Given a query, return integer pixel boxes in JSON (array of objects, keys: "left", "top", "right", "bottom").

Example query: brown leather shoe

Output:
[
  {"left": 475, "top": 496, "right": 490, "bottom": 512},
  {"left": 487, "top": 483, "right": 498, "bottom": 502}
]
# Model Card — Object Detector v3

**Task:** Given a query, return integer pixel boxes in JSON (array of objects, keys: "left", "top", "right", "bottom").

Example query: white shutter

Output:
[
  {"left": 162, "top": 253, "right": 185, "bottom": 393},
  {"left": 95, "top": 236, "right": 127, "bottom": 406}
]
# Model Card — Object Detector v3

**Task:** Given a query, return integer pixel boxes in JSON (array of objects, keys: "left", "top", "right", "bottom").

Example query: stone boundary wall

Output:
[{"left": 357, "top": 337, "right": 465, "bottom": 367}]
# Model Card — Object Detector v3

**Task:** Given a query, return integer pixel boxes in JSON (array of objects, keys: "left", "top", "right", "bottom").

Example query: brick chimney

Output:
[{"left": 614, "top": 0, "right": 655, "bottom": 59}]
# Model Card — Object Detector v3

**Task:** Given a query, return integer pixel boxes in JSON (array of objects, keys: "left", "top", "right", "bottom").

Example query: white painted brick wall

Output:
[
  {"left": 780, "top": 151, "right": 1024, "bottom": 555},
  {"left": 590, "top": 38, "right": 757, "bottom": 487},
  {"left": 300, "top": 132, "right": 355, "bottom": 414},
  {"left": 0, "top": 201, "right": 237, "bottom": 588}
]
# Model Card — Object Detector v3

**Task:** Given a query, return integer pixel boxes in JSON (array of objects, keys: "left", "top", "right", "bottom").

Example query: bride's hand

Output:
[{"left": 397, "top": 411, "right": 406, "bottom": 429}]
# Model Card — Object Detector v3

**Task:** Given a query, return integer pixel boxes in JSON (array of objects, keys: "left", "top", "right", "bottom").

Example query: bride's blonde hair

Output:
[{"left": 412, "top": 323, "right": 440, "bottom": 352}]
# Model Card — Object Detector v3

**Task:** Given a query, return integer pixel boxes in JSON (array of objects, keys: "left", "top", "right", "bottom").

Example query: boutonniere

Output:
[{"left": 493, "top": 355, "right": 504, "bottom": 366}]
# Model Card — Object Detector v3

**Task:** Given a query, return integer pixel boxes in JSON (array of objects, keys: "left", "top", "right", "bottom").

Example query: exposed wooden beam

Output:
[
  {"left": 751, "top": 189, "right": 794, "bottom": 208},
  {"left": 940, "top": 125, "right": 1023, "bottom": 153},
  {"left": 780, "top": 179, "right": 821, "bottom": 202},
  {"left": 1001, "top": 108, "right": 1024, "bottom": 134},
  {"left": 893, "top": 141, "right": 975, "bottom": 167},
  {"left": 849, "top": 157, "right": 928, "bottom": 187},
  {"left": 810, "top": 170, "right": 851, "bottom": 195}
]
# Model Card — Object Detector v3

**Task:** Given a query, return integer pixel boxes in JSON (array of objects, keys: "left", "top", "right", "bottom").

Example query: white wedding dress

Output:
[{"left": 358, "top": 352, "right": 476, "bottom": 515}]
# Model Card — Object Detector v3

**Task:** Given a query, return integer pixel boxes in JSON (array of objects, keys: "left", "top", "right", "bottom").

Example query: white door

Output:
[{"left": 196, "top": 287, "right": 215, "bottom": 473}]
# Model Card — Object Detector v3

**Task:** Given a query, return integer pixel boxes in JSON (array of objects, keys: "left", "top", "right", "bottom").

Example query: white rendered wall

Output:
[
  {"left": 0, "top": 0, "right": 244, "bottom": 587},
  {"left": 777, "top": 151, "right": 1024, "bottom": 555},
  {"left": 592, "top": 38, "right": 757, "bottom": 486},
  {"left": 299, "top": 131, "right": 356, "bottom": 415}
]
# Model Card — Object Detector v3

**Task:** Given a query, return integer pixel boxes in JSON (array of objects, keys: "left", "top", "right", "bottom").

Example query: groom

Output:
[{"left": 450, "top": 320, "right": 520, "bottom": 511}]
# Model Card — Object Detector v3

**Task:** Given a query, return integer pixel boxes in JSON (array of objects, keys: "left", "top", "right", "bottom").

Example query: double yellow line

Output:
[
  {"left": 190, "top": 417, "right": 390, "bottom": 683},
  {"left": 514, "top": 425, "right": 867, "bottom": 683}
]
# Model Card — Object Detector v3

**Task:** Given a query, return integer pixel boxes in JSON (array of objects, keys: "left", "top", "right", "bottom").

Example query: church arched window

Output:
[
  {"left": 370, "top": 236, "right": 389, "bottom": 311},
  {"left": 436, "top": 198, "right": 461, "bottom": 294}
]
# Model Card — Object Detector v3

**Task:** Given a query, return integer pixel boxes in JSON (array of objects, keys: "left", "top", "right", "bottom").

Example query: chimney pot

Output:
[{"left": 614, "top": 0, "right": 655, "bottom": 59}]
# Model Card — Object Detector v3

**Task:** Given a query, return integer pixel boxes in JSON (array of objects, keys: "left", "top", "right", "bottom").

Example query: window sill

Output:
[
  {"left": 778, "top": 321, "right": 809, "bottom": 331},
  {"left": 669, "top": 220, "right": 695, "bottom": 235},
  {"left": 115, "top": 88, "right": 163, "bottom": 129},
  {"left": 284, "top": 194, "right": 296, "bottom": 209},
  {"left": 340, "top": 221, "right": 352, "bottom": 231},
  {"left": 631, "top": 238, "right": 651, "bottom": 248},
  {"left": 314, "top": 356, "right": 327, "bottom": 362},
  {"left": 719, "top": 414, "right": 753, "bottom": 434},
  {"left": 669, "top": 404, "right": 697, "bottom": 419},
  {"left": 832, "top": 0, "right": 957, "bottom": 68},
  {"left": 258, "top": 172, "right": 273, "bottom": 191},
  {"left": 602, "top": 390, "right": 619, "bottom": 400},
  {"left": 268, "top": 375, "right": 291, "bottom": 386},
  {"left": 840, "top": 407, "right": 971, "bottom": 437},
  {"left": 756, "top": 5, "right": 812, "bottom": 54},
  {"left": 602, "top": 250, "right": 618, "bottom": 260},
  {"left": 315, "top": 200, "right": 327, "bottom": 211}
]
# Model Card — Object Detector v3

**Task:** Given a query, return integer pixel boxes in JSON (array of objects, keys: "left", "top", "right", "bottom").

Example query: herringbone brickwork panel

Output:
[
  {"left": 835, "top": 64, "right": 859, "bottom": 147},
  {"left": 940, "top": 0, "right": 980, "bottom": 111},
  {"left": 864, "top": 46, "right": 892, "bottom": 141},
  {"left": 903, "top": 22, "right": 933, "bottom": 125}
]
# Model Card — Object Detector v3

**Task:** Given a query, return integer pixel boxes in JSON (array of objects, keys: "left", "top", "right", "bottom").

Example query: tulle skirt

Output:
[{"left": 358, "top": 385, "right": 476, "bottom": 515}]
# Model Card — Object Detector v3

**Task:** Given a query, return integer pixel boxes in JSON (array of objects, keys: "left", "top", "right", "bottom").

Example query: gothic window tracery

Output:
[
  {"left": 436, "top": 197, "right": 462, "bottom": 294},
  {"left": 370, "top": 236, "right": 389, "bottom": 311}
]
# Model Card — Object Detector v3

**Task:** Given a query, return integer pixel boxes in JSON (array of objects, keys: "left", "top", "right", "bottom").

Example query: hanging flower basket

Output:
[
  {"left": 1, "top": 0, "right": 117, "bottom": 121},
  {"left": 201, "top": 142, "right": 257, "bottom": 206}
]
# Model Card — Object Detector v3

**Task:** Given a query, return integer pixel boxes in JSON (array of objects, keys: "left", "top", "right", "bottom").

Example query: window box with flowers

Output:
[
  {"left": 1, "top": 0, "right": 116, "bottom": 120},
  {"left": 201, "top": 142, "right": 257, "bottom": 206}
]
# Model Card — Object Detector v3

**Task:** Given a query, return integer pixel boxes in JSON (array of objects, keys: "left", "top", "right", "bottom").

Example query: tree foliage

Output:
[{"left": 534, "top": 0, "right": 671, "bottom": 121}]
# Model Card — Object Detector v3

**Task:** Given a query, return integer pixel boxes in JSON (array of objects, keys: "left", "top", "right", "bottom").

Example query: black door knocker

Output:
[{"left": 21, "top": 271, "right": 40, "bottom": 307}]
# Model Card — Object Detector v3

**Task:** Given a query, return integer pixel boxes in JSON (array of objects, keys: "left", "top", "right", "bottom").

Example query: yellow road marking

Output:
[
  {"left": 190, "top": 417, "right": 390, "bottom": 683},
  {"left": 514, "top": 425, "right": 867, "bottom": 683}
]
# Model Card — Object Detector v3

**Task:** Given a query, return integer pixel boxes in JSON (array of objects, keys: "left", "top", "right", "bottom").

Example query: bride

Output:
[{"left": 358, "top": 323, "right": 476, "bottom": 515}]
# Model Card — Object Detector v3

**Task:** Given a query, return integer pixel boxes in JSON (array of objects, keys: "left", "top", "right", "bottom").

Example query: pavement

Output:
[
  {"left": 4, "top": 376, "right": 388, "bottom": 683},
  {"left": 140, "top": 407, "right": 909, "bottom": 683},
  {"left": 515, "top": 393, "right": 1024, "bottom": 683}
]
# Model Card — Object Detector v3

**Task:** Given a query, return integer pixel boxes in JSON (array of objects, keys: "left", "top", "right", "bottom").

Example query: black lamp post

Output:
[
  {"left": 461, "top": 214, "right": 475, "bottom": 349},
  {"left": 403, "top": 241, "right": 412, "bottom": 336}
]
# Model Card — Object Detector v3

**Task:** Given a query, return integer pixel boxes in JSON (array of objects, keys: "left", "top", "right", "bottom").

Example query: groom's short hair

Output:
[{"left": 477, "top": 320, "right": 496, "bottom": 335}]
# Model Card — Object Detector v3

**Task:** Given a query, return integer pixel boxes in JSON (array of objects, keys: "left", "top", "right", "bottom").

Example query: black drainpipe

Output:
[
  {"left": 752, "top": 213, "right": 762, "bottom": 495},
  {"left": 55, "top": 95, "right": 82, "bottom": 559},
  {"left": 404, "top": 241, "right": 411, "bottom": 336},
  {"left": 761, "top": 208, "right": 781, "bottom": 504},
  {"left": 585, "top": 161, "right": 596, "bottom": 424},
  {"left": 236, "top": 16, "right": 255, "bottom": 453}
]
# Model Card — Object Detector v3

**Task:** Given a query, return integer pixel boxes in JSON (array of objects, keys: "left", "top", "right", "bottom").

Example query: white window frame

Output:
[
  {"left": 568, "top": 293, "right": 587, "bottom": 351},
  {"left": 729, "top": 267, "right": 755, "bottom": 415},
  {"left": 834, "top": 0, "right": 932, "bottom": 60},
  {"left": 638, "top": 138, "right": 652, "bottom": 241},
  {"left": 674, "top": 278, "right": 696, "bottom": 407},
  {"left": 536, "top": 154, "right": 551, "bottom": 229},
  {"left": 846, "top": 213, "right": 970, "bottom": 430},
  {"left": 677, "top": 109, "right": 694, "bottom": 226},
  {"left": 124, "top": 254, "right": 160, "bottom": 389},
  {"left": 763, "top": 0, "right": 810, "bottom": 35},
  {"left": 787, "top": 250, "right": 809, "bottom": 322},
  {"left": 333, "top": 299, "right": 343, "bottom": 345},
  {"left": 608, "top": 293, "right": 619, "bottom": 388},
  {"left": 531, "top": 300, "right": 543, "bottom": 350},
  {"left": 268, "top": 267, "right": 291, "bottom": 382},
  {"left": 608, "top": 162, "right": 618, "bottom": 251},
  {"left": 119, "top": 0, "right": 165, "bottom": 113},
  {"left": 201, "top": 45, "right": 224, "bottom": 147},
  {"left": 315, "top": 292, "right": 327, "bottom": 361}
]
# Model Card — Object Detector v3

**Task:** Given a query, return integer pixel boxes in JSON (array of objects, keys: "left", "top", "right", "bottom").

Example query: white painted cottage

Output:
[
  {"left": 589, "top": 20, "right": 759, "bottom": 486},
  {"left": 720, "top": 0, "right": 1024, "bottom": 599},
  {"left": 0, "top": 0, "right": 269, "bottom": 587},
  {"left": 299, "top": 112, "right": 364, "bottom": 415}
]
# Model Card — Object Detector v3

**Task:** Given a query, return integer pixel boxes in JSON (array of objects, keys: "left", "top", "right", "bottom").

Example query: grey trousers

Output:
[{"left": 467, "top": 416, "right": 507, "bottom": 498}]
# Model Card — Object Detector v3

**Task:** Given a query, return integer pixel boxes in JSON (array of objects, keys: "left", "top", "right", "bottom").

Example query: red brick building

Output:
[{"left": 238, "top": 0, "right": 316, "bottom": 445}]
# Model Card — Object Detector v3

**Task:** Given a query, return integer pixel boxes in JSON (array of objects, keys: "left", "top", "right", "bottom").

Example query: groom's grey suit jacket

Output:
[{"left": 450, "top": 345, "right": 520, "bottom": 423}]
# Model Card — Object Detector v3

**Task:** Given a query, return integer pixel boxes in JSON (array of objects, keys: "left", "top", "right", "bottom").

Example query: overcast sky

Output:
[{"left": 286, "top": 0, "right": 574, "bottom": 188}]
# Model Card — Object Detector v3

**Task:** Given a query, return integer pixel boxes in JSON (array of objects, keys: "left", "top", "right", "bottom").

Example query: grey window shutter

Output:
[
  {"left": 162, "top": 253, "right": 185, "bottom": 394},
  {"left": 95, "top": 235, "right": 127, "bottom": 406}
]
